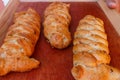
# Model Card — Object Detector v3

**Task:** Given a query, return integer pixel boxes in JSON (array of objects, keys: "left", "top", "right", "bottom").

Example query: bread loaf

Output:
[
  {"left": 43, "top": 2, "right": 71, "bottom": 49},
  {"left": 71, "top": 15, "right": 120, "bottom": 80},
  {"left": 0, "top": 8, "right": 40, "bottom": 76}
]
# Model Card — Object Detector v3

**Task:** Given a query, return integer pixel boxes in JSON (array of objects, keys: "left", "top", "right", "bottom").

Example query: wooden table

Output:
[{"left": 0, "top": 0, "right": 120, "bottom": 80}]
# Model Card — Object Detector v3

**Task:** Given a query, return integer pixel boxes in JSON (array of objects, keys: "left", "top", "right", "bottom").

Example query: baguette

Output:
[
  {"left": 43, "top": 2, "right": 71, "bottom": 49},
  {"left": 0, "top": 8, "right": 40, "bottom": 76},
  {"left": 71, "top": 15, "right": 120, "bottom": 80}
]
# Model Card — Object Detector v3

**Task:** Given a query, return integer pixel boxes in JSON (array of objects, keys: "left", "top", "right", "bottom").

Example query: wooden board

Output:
[{"left": 0, "top": 1, "right": 120, "bottom": 80}]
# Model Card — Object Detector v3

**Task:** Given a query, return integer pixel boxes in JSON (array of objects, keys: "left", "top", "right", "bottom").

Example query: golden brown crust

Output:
[
  {"left": 74, "top": 31, "right": 108, "bottom": 47},
  {"left": 77, "top": 23, "right": 105, "bottom": 32},
  {"left": 0, "top": 8, "right": 40, "bottom": 76},
  {"left": 73, "top": 52, "right": 97, "bottom": 67},
  {"left": 72, "top": 15, "right": 120, "bottom": 80},
  {"left": 43, "top": 2, "right": 71, "bottom": 49},
  {"left": 72, "top": 64, "right": 120, "bottom": 80}
]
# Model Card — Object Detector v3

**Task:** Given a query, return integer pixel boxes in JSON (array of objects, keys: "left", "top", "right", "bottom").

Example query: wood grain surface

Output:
[{"left": 0, "top": 2, "right": 120, "bottom": 80}]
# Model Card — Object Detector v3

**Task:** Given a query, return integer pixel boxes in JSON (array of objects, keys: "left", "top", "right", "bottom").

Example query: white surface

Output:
[{"left": 3, "top": 0, "right": 9, "bottom": 6}]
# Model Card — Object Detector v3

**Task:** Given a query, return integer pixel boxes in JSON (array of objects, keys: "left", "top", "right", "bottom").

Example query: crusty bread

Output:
[
  {"left": 71, "top": 15, "right": 120, "bottom": 80},
  {"left": 72, "top": 64, "right": 120, "bottom": 80},
  {"left": 43, "top": 2, "right": 71, "bottom": 49},
  {"left": 0, "top": 8, "right": 40, "bottom": 76}
]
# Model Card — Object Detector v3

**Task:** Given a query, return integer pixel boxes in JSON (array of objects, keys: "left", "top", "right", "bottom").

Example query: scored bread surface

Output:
[
  {"left": 0, "top": 8, "right": 40, "bottom": 76},
  {"left": 72, "top": 15, "right": 120, "bottom": 80},
  {"left": 43, "top": 2, "right": 71, "bottom": 49}
]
